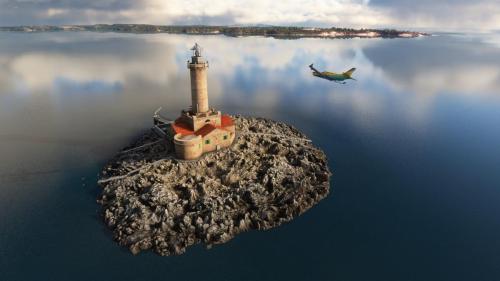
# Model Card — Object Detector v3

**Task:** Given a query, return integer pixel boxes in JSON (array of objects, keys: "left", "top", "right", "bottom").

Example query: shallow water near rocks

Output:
[{"left": 1, "top": 32, "right": 500, "bottom": 280}]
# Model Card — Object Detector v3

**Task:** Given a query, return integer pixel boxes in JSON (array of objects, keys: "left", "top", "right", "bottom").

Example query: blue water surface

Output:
[{"left": 0, "top": 32, "right": 500, "bottom": 281}]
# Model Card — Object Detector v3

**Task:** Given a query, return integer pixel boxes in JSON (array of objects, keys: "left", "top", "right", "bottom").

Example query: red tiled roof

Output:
[
  {"left": 221, "top": 114, "right": 234, "bottom": 127},
  {"left": 172, "top": 119, "right": 194, "bottom": 135},
  {"left": 195, "top": 124, "right": 217, "bottom": 137},
  {"left": 172, "top": 115, "right": 233, "bottom": 137}
]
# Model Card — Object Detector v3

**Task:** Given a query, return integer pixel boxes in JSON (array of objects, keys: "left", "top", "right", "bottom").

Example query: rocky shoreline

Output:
[{"left": 97, "top": 116, "right": 331, "bottom": 255}]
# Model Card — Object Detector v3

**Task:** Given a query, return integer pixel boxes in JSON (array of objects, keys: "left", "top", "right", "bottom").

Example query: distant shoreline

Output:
[{"left": 0, "top": 24, "right": 429, "bottom": 39}]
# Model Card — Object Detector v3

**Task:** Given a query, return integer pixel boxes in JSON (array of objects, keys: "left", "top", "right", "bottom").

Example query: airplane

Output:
[{"left": 309, "top": 63, "right": 356, "bottom": 84}]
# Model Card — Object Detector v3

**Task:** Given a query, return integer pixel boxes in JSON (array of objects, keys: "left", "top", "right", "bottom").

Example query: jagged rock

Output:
[{"left": 98, "top": 116, "right": 331, "bottom": 256}]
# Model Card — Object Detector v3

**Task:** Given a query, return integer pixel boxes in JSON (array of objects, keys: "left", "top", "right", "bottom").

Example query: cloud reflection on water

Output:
[
  {"left": 3, "top": 32, "right": 500, "bottom": 281},
  {"left": 0, "top": 32, "right": 500, "bottom": 187}
]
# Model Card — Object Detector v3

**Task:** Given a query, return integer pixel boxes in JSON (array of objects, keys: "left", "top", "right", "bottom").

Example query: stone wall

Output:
[
  {"left": 202, "top": 127, "right": 235, "bottom": 153},
  {"left": 173, "top": 134, "right": 203, "bottom": 160}
]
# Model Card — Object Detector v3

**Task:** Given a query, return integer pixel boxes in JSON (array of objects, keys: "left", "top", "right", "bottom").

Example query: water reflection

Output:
[
  {"left": 1, "top": 29, "right": 500, "bottom": 227},
  {"left": 2, "top": 33, "right": 499, "bottom": 124},
  {"left": 1, "top": 31, "right": 500, "bottom": 281}
]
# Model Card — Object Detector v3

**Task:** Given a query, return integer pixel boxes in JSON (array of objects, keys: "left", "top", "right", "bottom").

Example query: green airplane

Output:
[{"left": 309, "top": 63, "right": 356, "bottom": 84}]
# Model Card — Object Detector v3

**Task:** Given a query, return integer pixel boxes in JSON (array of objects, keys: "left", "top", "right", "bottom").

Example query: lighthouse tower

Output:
[
  {"left": 166, "top": 43, "right": 236, "bottom": 160},
  {"left": 188, "top": 43, "right": 209, "bottom": 113}
]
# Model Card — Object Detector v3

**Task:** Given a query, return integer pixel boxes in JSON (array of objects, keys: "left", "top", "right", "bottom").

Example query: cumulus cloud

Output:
[
  {"left": 2, "top": 0, "right": 498, "bottom": 31},
  {"left": 0, "top": 0, "right": 391, "bottom": 27}
]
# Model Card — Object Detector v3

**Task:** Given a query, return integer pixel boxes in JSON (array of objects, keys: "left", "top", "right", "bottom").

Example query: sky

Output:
[{"left": 0, "top": 0, "right": 499, "bottom": 31}]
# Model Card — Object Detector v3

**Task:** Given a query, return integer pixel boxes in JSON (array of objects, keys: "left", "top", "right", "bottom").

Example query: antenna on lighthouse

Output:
[{"left": 191, "top": 43, "right": 202, "bottom": 57}]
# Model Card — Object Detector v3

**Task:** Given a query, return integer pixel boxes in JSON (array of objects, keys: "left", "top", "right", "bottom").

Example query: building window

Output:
[
  {"left": 205, "top": 139, "right": 210, "bottom": 144},
  {"left": 223, "top": 135, "right": 228, "bottom": 140}
]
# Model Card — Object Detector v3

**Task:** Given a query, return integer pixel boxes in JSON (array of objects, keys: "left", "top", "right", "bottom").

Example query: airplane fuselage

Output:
[
  {"left": 312, "top": 71, "right": 351, "bottom": 81},
  {"left": 309, "top": 64, "right": 356, "bottom": 83}
]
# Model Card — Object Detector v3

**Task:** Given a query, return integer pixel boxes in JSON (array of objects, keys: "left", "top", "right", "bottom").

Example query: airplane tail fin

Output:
[
  {"left": 309, "top": 63, "right": 320, "bottom": 73},
  {"left": 343, "top": 68, "right": 356, "bottom": 78}
]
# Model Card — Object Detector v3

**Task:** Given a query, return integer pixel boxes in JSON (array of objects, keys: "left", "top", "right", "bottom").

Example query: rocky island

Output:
[
  {"left": 98, "top": 116, "right": 330, "bottom": 255},
  {"left": 97, "top": 44, "right": 331, "bottom": 255}
]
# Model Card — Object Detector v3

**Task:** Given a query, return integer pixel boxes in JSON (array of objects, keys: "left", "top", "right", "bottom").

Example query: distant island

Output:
[{"left": 0, "top": 24, "right": 429, "bottom": 39}]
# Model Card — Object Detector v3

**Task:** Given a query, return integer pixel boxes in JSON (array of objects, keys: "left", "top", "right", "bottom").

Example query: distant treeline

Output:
[{"left": 0, "top": 24, "right": 429, "bottom": 38}]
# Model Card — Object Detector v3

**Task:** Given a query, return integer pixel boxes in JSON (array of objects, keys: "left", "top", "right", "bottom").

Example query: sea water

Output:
[{"left": 1, "top": 31, "right": 500, "bottom": 281}]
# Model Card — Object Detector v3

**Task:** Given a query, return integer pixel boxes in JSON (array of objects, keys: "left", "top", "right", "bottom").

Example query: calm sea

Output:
[{"left": 1, "top": 31, "right": 500, "bottom": 281}]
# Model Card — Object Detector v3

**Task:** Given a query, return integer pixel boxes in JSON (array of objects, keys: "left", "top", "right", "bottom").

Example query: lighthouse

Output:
[
  {"left": 188, "top": 43, "right": 209, "bottom": 113},
  {"left": 161, "top": 43, "right": 236, "bottom": 160}
]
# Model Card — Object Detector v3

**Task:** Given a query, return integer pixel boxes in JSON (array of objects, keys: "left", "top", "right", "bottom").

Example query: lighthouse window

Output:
[{"left": 205, "top": 139, "right": 210, "bottom": 144}]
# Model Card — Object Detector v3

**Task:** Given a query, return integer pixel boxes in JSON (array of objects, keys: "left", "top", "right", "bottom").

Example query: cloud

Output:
[
  {"left": 0, "top": 0, "right": 387, "bottom": 27},
  {"left": 370, "top": 0, "right": 500, "bottom": 31},
  {"left": 1, "top": 0, "right": 499, "bottom": 31},
  {"left": 362, "top": 34, "right": 500, "bottom": 96}
]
